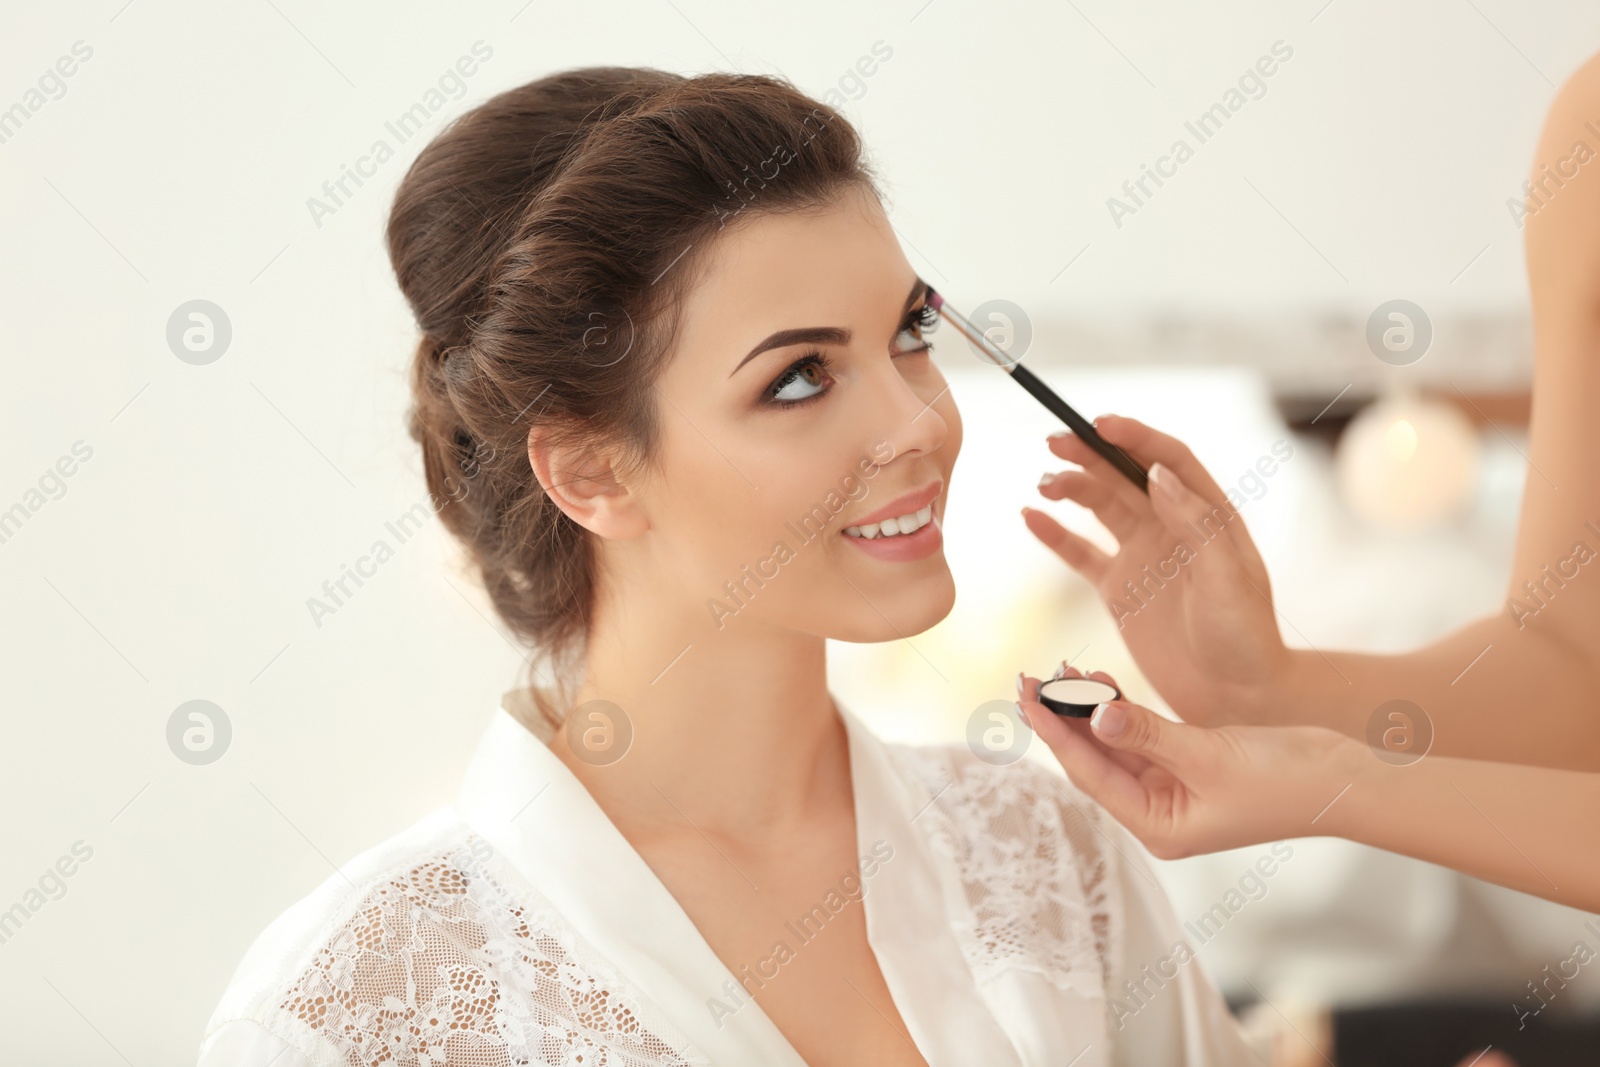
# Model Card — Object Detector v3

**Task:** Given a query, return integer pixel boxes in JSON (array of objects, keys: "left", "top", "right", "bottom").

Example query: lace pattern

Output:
[
  {"left": 887, "top": 743, "right": 1116, "bottom": 1001},
  {"left": 268, "top": 835, "right": 700, "bottom": 1067}
]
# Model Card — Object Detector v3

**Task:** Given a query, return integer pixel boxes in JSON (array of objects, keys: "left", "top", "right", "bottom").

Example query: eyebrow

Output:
[{"left": 729, "top": 276, "right": 929, "bottom": 378}]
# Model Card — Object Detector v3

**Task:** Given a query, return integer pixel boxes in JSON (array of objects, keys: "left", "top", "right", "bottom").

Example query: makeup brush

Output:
[{"left": 925, "top": 289, "right": 1149, "bottom": 493}]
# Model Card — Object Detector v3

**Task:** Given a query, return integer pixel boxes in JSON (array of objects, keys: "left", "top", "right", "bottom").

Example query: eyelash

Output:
[{"left": 762, "top": 304, "right": 938, "bottom": 410}]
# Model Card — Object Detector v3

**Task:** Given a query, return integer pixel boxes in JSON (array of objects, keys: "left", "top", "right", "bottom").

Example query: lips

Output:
[{"left": 843, "top": 480, "right": 943, "bottom": 531}]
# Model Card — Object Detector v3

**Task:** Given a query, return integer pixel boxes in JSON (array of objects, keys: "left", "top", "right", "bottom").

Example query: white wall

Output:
[{"left": 3, "top": 1, "right": 1599, "bottom": 1061}]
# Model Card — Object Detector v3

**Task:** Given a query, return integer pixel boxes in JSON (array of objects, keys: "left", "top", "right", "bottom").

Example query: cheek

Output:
[
  {"left": 940, "top": 388, "right": 963, "bottom": 464},
  {"left": 922, "top": 363, "right": 963, "bottom": 468},
  {"left": 649, "top": 418, "right": 839, "bottom": 583}
]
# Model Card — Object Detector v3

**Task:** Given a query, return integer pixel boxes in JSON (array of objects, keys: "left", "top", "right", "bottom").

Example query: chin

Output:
[{"left": 835, "top": 562, "right": 957, "bottom": 643}]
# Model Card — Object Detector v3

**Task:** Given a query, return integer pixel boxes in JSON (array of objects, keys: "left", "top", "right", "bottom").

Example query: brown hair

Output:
[{"left": 387, "top": 67, "right": 879, "bottom": 731}]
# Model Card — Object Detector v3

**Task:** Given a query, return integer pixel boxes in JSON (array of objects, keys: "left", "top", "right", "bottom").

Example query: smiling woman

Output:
[{"left": 198, "top": 67, "right": 1255, "bottom": 1067}]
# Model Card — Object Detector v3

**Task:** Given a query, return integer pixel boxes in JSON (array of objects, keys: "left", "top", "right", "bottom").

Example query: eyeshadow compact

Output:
[{"left": 1037, "top": 677, "right": 1121, "bottom": 718}]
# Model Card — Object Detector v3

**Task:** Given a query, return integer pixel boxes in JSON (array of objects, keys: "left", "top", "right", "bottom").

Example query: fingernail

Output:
[
  {"left": 1149, "top": 462, "right": 1180, "bottom": 501},
  {"left": 1089, "top": 702, "right": 1127, "bottom": 740},
  {"left": 1051, "top": 659, "right": 1068, "bottom": 680},
  {"left": 1047, "top": 431, "right": 1071, "bottom": 443},
  {"left": 1038, "top": 472, "right": 1056, "bottom": 490},
  {"left": 1015, "top": 701, "right": 1033, "bottom": 731},
  {"left": 1016, "top": 671, "right": 1025, "bottom": 697}
]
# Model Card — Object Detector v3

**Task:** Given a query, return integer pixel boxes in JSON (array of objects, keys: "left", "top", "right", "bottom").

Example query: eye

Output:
[
  {"left": 765, "top": 351, "right": 833, "bottom": 408},
  {"left": 892, "top": 303, "right": 938, "bottom": 356}
]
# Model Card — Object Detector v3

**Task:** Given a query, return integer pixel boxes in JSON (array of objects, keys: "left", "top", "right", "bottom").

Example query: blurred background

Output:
[{"left": 3, "top": 1, "right": 1599, "bottom": 1063}]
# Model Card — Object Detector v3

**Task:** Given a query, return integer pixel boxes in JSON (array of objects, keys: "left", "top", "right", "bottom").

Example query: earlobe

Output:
[{"left": 527, "top": 425, "right": 648, "bottom": 538}]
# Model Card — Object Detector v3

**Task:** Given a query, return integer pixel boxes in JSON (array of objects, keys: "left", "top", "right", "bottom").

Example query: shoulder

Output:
[
  {"left": 199, "top": 807, "right": 702, "bottom": 1067},
  {"left": 878, "top": 738, "right": 1123, "bottom": 998},
  {"left": 198, "top": 807, "right": 483, "bottom": 1062}
]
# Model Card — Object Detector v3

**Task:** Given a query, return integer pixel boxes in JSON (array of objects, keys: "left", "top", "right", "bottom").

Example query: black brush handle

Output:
[{"left": 1010, "top": 364, "right": 1149, "bottom": 493}]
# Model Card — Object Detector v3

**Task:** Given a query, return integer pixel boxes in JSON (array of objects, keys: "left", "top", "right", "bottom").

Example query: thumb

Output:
[{"left": 1088, "top": 700, "right": 1193, "bottom": 767}]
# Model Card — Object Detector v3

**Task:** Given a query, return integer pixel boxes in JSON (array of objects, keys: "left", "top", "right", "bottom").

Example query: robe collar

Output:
[{"left": 455, "top": 688, "right": 1023, "bottom": 1066}]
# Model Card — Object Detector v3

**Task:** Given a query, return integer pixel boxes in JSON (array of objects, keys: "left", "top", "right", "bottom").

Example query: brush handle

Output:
[{"left": 1009, "top": 364, "right": 1149, "bottom": 493}]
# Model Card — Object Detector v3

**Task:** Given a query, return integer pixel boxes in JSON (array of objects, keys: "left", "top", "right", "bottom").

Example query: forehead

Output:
[{"left": 672, "top": 188, "right": 912, "bottom": 358}]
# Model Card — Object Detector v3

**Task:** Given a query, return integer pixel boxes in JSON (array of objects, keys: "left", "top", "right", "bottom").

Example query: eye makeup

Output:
[
  {"left": 760, "top": 300, "right": 936, "bottom": 409},
  {"left": 764, "top": 350, "right": 833, "bottom": 407}
]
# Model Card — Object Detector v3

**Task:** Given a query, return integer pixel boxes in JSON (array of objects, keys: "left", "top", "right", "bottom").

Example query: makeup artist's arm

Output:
[
  {"left": 1025, "top": 51, "right": 1600, "bottom": 771},
  {"left": 1017, "top": 670, "right": 1600, "bottom": 914}
]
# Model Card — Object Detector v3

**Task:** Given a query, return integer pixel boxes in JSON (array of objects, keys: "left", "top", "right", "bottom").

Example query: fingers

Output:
[
  {"left": 1038, "top": 469, "right": 1143, "bottom": 545},
  {"left": 1091, "top": 415, "right": 1233, "bottom": 508},
  {"left": 1026, "top": 699, "right": 1153, "bottom": 830},
  {"left": 1020, "top": 506, "right": 1112, "bottom": 583},
  {"left": 1046, "top": 431, "right": 1154, "bottom": 522},
  {"left": 1031, "top": 666, "right": 1150, "bottom": 777},
  {"left": 1086, "top": 699, "right": 1200, "bottom": 770}
]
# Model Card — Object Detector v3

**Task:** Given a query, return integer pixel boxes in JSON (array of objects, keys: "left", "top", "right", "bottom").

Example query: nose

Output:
[{"left": 864, "top": 356, "right": 949, "bottom": 465}]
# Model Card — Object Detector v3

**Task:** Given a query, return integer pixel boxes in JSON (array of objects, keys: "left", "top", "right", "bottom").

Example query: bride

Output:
[{"left": 199, "top": 66, "right": 1255, "bottom": 1066}]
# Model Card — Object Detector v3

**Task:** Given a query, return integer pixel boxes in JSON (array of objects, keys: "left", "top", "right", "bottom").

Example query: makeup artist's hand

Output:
[
  {"left": 1023, "top": 415, "right": 1288, "bottom": 727},
  {"left": 1017, "top": 666, "right": 1354, "bottom": 856},
  {"left": 1018, "top": 667, "right": 1600, "bottom": 913}
]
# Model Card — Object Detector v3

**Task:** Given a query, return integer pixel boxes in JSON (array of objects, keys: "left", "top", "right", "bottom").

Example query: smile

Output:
[
  {"left": 842, "top": 504, "right": 934, "bottom": 539},
  {"left": 839, "top": 480, "right": 945, "bottom": 562}
]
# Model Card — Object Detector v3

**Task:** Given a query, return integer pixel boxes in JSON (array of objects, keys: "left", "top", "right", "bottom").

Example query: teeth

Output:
[{"left": 844, "top": 504, "right": 934, "bottom": 539}]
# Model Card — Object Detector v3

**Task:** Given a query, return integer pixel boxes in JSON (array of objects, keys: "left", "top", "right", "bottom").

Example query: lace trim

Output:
[
  {"left": 888, "top": 743, "right": 1116, "bottom": 1001},
  {"left": 267, "top": 835, "right": 701, "bottom": 1067}
]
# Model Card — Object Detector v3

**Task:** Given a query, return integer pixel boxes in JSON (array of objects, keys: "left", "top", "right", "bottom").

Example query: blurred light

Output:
[
  {"left": 1384, "top": 418, "right": 1418, "bottom": 461},
  {"left": 1336, "top": 392, "right": 1480, "bottom": 530}
]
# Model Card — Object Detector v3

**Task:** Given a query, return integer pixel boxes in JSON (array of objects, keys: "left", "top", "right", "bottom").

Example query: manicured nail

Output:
[
  {"left": 1016, "top": 671, "right": 1025, "bottom": 697},
  {"left": 1015, "top": 701, "right": 1032, "bottom": 731},
  {"left": 1047, "top": 430, "right": 1071, "bottom": 443},
  {"left": 1051, "top": 659, "right": 1068, "bottom": 680},
  {"left": 1149, "top": 462, "right": 1180, "bottom": 502},
  {"left": 1090, "top": 702, "right": 1127, "bottom": 739},
  {"left": 1038, "top": 472, "right": 1056, "bottom": 490}
]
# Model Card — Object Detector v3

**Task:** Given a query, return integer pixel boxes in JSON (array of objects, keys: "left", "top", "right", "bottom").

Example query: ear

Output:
[{"left": 527, "top": 424, "right": 649, "bottom": 539}]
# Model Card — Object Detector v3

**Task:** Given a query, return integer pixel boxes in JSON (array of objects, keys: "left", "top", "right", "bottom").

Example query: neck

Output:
[{"left": 550, "top": 583, "right": 853, "bottom": 849}]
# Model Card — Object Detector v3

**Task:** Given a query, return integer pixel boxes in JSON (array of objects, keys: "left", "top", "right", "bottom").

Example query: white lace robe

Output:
[{"left": 198, "top": 690, "right": 1256, "bottom": 1066}]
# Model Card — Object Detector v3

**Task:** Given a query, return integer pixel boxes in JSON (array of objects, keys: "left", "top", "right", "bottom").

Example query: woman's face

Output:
[{"left": 629, "top": 184, "right": 962, "bottom": 643}]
